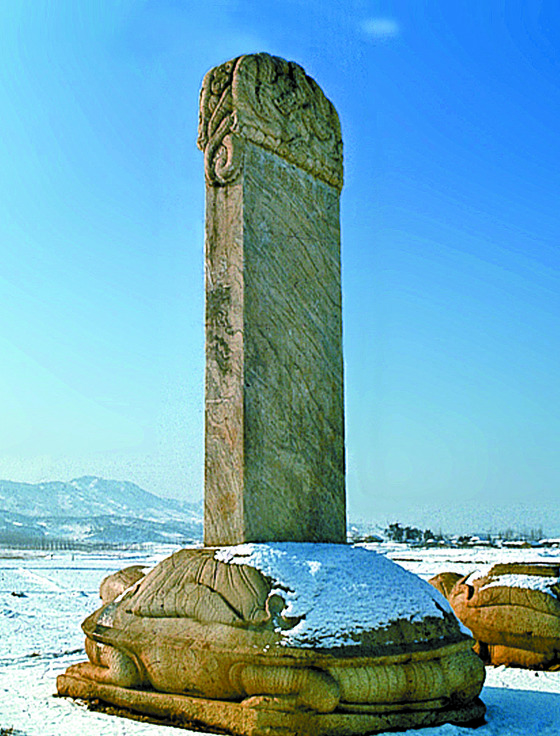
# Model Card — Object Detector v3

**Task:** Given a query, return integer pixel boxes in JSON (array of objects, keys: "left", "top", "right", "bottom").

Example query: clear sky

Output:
[{"left": 1, "top": 1, "right": 559, "bottom": 535}]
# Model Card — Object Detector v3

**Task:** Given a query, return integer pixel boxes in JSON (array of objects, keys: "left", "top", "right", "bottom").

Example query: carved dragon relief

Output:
[{"left": 197, "top": 53, "right": 343, "bottom": 190}]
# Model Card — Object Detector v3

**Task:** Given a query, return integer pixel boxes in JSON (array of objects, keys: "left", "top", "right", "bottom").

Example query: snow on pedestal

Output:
[
  {"left": 57, "top": 542, "right": 486, "bottom": 735},
  {"left": 215, "top": 542, "right": 471, "bottom": 648}
]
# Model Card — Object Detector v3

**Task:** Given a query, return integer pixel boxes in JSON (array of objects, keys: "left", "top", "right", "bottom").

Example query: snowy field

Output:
[{"left": 2, "top": 543, "right": 560, "bottom": 736}]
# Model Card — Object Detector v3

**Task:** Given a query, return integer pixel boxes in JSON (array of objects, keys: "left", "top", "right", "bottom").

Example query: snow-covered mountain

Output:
[{"left": 0, "top": 476, "right": 203, "bottom": 546}]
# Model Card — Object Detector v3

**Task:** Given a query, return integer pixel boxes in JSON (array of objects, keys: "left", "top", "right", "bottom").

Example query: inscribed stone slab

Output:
[{"left": 199, "top": 53, "right": 346, "bottom": 545}]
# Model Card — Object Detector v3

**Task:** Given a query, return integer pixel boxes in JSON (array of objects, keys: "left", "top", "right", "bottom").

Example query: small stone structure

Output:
[
  {"left": 57, "top": 53, "right": 486, "bottom": 735},
  {"left": 430, "top": 562, "right": 560, "bottom": 669}
]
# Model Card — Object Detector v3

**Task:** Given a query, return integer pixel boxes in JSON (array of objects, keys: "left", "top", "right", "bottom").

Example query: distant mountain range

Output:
[
  {"left": 2, "top": 477, "right": 551, "bottom": 550},
  {"left": 0, "top": 476, "right": 203, "bottom": 546}
]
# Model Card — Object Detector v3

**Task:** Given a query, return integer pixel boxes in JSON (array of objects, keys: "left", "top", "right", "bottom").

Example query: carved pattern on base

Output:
[{"left": 60, "top": 549, "right": 485, "bottom": 719}]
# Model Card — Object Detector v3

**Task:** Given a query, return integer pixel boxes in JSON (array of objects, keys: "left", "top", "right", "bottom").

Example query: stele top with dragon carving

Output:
[{"left": 197, "top": 53, "right": 343, "bottom": 190}]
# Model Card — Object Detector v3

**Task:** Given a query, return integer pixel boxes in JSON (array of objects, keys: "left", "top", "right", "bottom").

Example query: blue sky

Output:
[{"left": 1, "top": 1, "right": 559, "bottom": 534}]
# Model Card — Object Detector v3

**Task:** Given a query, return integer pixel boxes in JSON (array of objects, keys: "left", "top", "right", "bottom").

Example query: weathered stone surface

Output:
[
  {"left": 429, "top": 571, "right": 463, "bottom": 600},
  {"left": 57, "top": 674, "right": 486, "bottom": 736},
  {"left": 99, "top": 565, "right": 146, "bottom": 604},
  {"left": 199, "top": 54, "right": 345, "bottom": 545},
  {"left": 198, "top": 53, "right": 343, "bottom": 190},
  {"left": 429, "top": 562, "right": 560, "bottom": 669},
  {"left": 60, "top": 545, "right": 485, "bottom": 728}
]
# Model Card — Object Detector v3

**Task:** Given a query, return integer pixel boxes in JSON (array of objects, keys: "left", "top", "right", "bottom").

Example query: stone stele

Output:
[
  {"left": 57, "top": 54, "right": 486, "bottom": 736},
  {"left": 199, "top": 52, "right": 346, "bottom": 546}
]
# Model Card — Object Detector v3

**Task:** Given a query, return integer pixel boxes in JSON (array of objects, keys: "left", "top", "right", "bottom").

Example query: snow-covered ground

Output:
[{"left": 1, "top": 543, "right": 560, "bottom": 735}]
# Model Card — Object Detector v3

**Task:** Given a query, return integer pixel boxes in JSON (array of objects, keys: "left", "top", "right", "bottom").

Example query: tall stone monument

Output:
[
  {"left": 199, "top": 53, "right": 346, "bottom": 545},
  {"left": 57, "top": 54, "right": 486, "bottom": 736}
]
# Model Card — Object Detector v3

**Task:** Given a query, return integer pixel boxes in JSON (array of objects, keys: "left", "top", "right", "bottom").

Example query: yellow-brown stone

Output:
[
  {"left": 58, "top": 545, "right": 485, "bottom": 731},
  {"left": 57, "top": 673, "right": 485, "bottom": 736},
  {"left": 430, "top": 562, "right": 560, "bottom": 668}
]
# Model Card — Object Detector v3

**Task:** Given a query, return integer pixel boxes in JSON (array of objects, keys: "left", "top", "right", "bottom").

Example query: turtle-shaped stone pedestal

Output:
[
  {"left": 430, "top": 562, "right": 560, "bottom": 669},
  {"left": 58, "top": 544, "right": 485, "bottom": 735}
]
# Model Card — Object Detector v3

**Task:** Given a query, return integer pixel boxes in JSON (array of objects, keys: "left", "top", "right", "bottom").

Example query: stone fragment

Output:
[{"left": 430, "top": 562, "right": 560, "bottom": 669}]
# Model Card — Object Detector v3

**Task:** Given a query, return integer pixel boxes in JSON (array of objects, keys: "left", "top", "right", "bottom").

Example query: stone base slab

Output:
[{"left": 57, "top": 672, "right": 486, "bottom": 736}]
